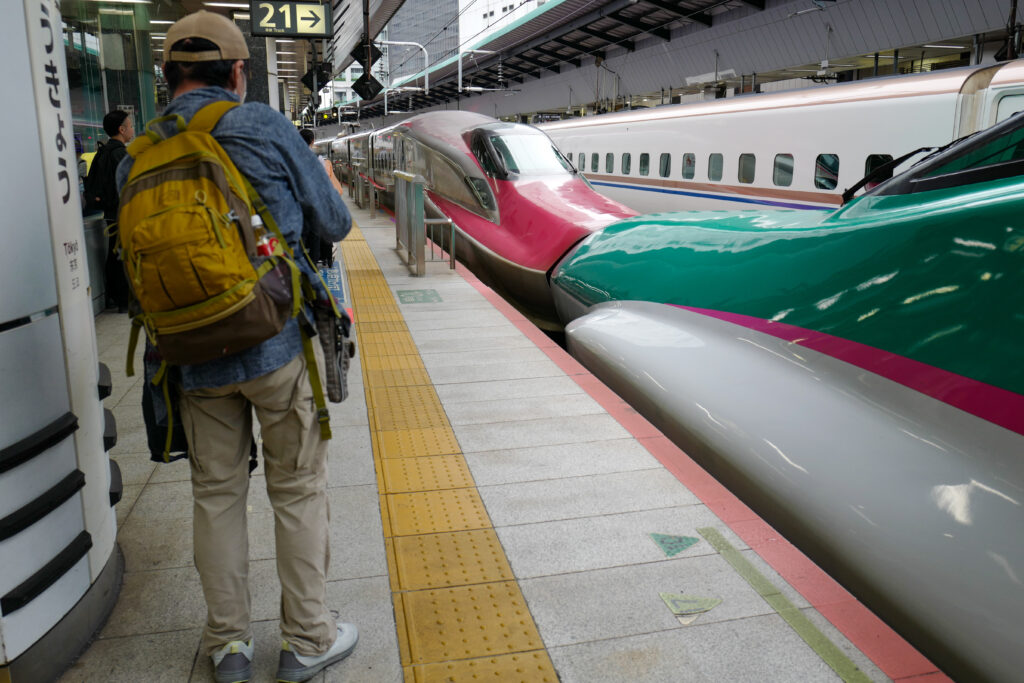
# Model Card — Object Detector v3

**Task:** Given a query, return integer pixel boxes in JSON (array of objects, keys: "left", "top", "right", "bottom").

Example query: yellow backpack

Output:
[{"left": 119, "top": 101, "right": 332, "bottom": 452}]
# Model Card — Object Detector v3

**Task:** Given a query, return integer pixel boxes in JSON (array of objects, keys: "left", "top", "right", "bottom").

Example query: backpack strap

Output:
[
  {"left": 189, "top": 100, "right": 239, "bottom": 134},
  {"left": 301, "top": 329, "right": 332, "bottom": 441}
]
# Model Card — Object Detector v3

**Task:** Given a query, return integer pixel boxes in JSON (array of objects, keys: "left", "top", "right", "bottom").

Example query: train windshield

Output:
[{"left": 488, "top": 133, "right": 573, "bottom": 175}]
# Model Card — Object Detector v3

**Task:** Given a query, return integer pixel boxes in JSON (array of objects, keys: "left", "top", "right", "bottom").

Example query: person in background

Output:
[
  {"left": 299, "top": 127, "right": 343, "bottom": 266},
  {"left": 85, "top": 110, "right": 134, "bottom": 312},
  {"left": 116, "top": 12, "right": 355, "bottom": 683}
]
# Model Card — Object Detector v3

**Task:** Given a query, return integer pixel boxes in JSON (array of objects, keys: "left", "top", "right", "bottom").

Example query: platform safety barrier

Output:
[{"left": 394, "top": 171, "right": 456, "bottom": 276}]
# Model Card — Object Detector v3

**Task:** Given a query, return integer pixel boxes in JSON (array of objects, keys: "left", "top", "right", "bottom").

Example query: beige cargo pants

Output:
[{"left": 179, "top": 346, "right": 337, "bottom": 658}]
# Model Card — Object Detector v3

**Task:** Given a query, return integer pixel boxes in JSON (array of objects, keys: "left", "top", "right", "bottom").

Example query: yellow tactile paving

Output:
[
  {"left": 377, "top": 428, "right": 462, "bottom": 459},
  {"left": 406, "top": 651, "right": 559, "bottom": 683},
  {"left": 364, "top": 353, "right": 426, "bottom": 372},
  {"left": 396, "top": 582, "right": 545, "bottom": 664},
  {"left": 386, "top": 488, "right": 492, "bottom": 536},
  {"left": 389, "top": 529, "right": 514, "bottom": 590},
  {"left": 381, "top": 454, "right": 475, "bottom": 493},
  {"left": 341, "top": 222, "right": 558, "bottom": 682},
  {"left": 365, "top": 366, "right": 433, "bottom": 388}
]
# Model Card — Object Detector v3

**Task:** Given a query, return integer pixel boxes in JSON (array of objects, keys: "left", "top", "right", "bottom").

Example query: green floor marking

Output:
[
  {"left": 397, "top": 289, "right": 442, "bottom": 303},
  {"left": 697, "top": 527, "right": 871, "bottom": 683},
  {"left": 650, "top": 532, "right": 700, "bottom": 557}
]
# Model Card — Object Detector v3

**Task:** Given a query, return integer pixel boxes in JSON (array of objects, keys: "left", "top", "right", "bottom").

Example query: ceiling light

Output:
[
  {"left": 278, "top": 61, "right": 297, "bottom": 64},
  {"left": 277, "top": 51, "right": 296, "bottom": 55},
  {"left": 99, "top": 8, "right": 135, "bottom": 14},
  {"left": 150, "top": 19, "right": 173, "bottom": 24},
  {"left": 151, "top": 36, "right": 166, "bottom": 41},
  {"left": 923, "top": 44, "right": 965, "bottom": 49}
]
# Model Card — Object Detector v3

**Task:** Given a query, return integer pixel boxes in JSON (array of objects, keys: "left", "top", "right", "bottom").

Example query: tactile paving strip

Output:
[
  {"left": 387, "top": 488, "right": 492, "bottom": 536},
  {"left": 341, "top": 224, "right": 558, "bottom": 680},
  {"left": 377, "top": 428, "right": 462, "bottom": 459},
  {"left": 388, "top": 528, "right": 514, "bottom": 590},
  {"left": 396, "top": 582, "right": 545, "bottom": 664},
  {"left": 381, "top": 454, "right": 475, "bottom": 493},
  {"left": 406, "top": 651, "right": 559, "bottom": 683}
]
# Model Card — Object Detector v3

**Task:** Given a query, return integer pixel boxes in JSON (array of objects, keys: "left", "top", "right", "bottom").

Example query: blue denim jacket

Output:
[{"left": 117, "top": 87, "right": 351, "bottom": 390}]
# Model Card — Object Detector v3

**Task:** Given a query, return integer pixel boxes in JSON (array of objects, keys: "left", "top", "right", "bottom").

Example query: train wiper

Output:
[
  {"left": 841, "top": 146, "right": 935, "bottom": 204},
  {"left": 841, "top": 129, "right": 987, "bottom": 204}
]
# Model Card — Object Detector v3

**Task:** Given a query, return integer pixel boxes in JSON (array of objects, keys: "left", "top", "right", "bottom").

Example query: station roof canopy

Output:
[{"left": 355, "top": 0, "right": 766, "bottom": 117}]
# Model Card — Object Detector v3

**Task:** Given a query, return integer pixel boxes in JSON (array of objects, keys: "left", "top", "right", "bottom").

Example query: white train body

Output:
[{"left": 541, "top": 61, "right": 1024, "bottom": 212}]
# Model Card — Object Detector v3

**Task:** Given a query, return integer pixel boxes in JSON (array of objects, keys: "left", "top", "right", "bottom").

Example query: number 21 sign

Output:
[{"left": 249, "top": 1, "right": 332, "bottom": 38}]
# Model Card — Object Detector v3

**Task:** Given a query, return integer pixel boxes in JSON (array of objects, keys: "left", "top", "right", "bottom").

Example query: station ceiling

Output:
[{"left": 353, "top": 0, "right": 768, "bottom": 117}]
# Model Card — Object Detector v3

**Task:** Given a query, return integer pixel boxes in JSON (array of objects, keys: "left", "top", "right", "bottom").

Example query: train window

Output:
[
  {"left": 605, "top": 153, "right": 614, "bottom": 173},
  {"left": 488, "top": 133, "right": 573, "bottom": 175},
  {"left": 578, "top": 152, "right": 585, "bottom": 169},
  {"left": 682, "top": 153, "right": 695, "bottom": 180},
  {"left": 738, "top": 154, "right": 756, "bottom": 184},
  {"left": 659, "top": 153, "right": 671, "bottom": 178},
  {"left": 864, "top": 154, "right": 893, "bottom": 188},
  {"left": 815, "top": 154, "right": 840, "bottom": 189},
  {"left": 708, "top": 153, "right": 723, "bottom": 182},
  {"left": 591, "top": 153, "right": 599, "bottom": 173},
  {"left": 639, "top": 153, "right": 650, "bottom": 176},
  {"left": 472, "top": 136, "right": 501, "bottom": 176},
  {"left": 773, "top": 154, "right": 794, "bottom": 186},
  {"left": 622, "top": 153, "right": 631, "bottom": 175}
]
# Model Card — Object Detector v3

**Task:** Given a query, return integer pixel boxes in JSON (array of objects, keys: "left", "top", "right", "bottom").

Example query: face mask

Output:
[{"left": 237, "top": 70, "right": 247, "bottom": 103}]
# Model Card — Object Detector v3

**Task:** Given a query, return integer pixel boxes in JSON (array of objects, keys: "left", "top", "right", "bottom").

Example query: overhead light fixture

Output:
[
  {"left": 151, "top": 36, "right": 166, "bottom": 41},
  {"left": 233, "top": 13, "right": 251, "bottom": 19},
  {"left": 99, "top": 8, "right": 136, "bottom": 14},
  {"left": 923, "top": 44, "right": 965, "bottom": 49},
  {"left": 277, "top": 51, "right": 296, "bottom": 55},
  {"left": 150, "top": 19, "right": 174, "bottom": 24},
  {"left": 277, "top": 61, "right": 297, "bottom": 64}
]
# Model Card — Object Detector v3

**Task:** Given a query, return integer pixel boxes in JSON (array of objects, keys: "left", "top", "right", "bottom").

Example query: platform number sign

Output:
[{"left": 250, "top": 1, "right": 332, "bottom": 38}]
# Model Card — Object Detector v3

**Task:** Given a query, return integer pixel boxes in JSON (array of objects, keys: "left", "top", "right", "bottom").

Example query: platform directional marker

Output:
[
  {"left": 650, "top": 532, "right": 700, "bottom": 557},
  {"left": 659, "top": 593, "right": 721, "bottom": 625},
  {"left": 397, "top": 289, "right": 442, "bottom": 304}
]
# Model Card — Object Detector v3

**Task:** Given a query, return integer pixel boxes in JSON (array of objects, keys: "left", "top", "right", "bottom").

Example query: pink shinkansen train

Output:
[{"left": 329, "top": 111, "right": 636, "bottom": 329}]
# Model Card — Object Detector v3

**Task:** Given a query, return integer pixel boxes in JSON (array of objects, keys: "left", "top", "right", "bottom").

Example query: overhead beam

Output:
[
  {"left": 532, "top": 47, "right": 581, "bottom": 68},
  {"left": 516, "top": 54, "right": 561, "bottom": 73},
  {"left": 578, "top": 26, "right": 635, "bottom": 52},
  {"left": 610, "top": 12, "right": 670, "bottom": 41},
  {"left": 738, "top": 0, "right": 764, "bottom": 9},
  {"left": 640, "top": 0, "right": 712, "bottom": 26}
]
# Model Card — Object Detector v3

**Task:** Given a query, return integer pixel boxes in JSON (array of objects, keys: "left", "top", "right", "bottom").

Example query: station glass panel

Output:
[
  {"left": 659, "top": 153, "right": 671, "bottom": 178},
  {"left": 738, "top": 153, "right": 756, "bottom": 183},
  {"left": 708, "top": 153, "right": 723, "bottom": 181},
  {"left": 591, "top": 153, "right": 599, "bottom": 172},
  {"left": 639, "top": 153, "right": 650, "bottom": 176},
  {"left": 682, "top": 153, "right": 695, "bottom": 179},
  {"left": 773, "top": 154, "right": 794, "bottom": 186},
  {"left": 622, "top": 153, "right": 631, "bottom": 175},
  {"left": 814, "top": 154, "right": 840, "bottom": 189},
  {"left": 606, "top": 153, "right": 614, "bottom": 173}
]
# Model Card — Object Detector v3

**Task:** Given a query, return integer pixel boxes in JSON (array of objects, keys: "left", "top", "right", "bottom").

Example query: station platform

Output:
[{"left": 59, "top": 195, "right": 948, "bottom": 683}]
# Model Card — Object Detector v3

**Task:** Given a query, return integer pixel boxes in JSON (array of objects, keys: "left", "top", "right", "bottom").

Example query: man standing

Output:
[
  {"left": 85, "top": 109, "right": 133, "bottom": 311},
  {"left": 117, "top": 12, "right": 356, "bottom": 683}
]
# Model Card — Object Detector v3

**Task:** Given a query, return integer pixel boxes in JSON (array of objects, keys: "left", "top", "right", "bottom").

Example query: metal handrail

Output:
[{"left": 394, "top": 171, "right": 455, "bottom": 275}]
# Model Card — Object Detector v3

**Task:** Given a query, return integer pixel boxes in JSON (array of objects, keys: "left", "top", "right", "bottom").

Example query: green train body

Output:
[{"left": 552, "top": 115, "right": 1024, "bottom": 398}]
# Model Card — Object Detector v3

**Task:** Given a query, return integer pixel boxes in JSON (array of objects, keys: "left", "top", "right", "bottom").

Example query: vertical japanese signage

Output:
[{"left": 23, "top": 0, "right": 113, "bottom": 575}]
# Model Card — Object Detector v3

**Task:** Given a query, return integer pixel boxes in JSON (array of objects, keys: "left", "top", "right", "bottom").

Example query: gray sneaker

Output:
[
  {"left": 276, "top": 623, "right": 358, "bottom": 683},
  {"left": 211, "top": 639, "right": 253, "bottom": 683}
]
